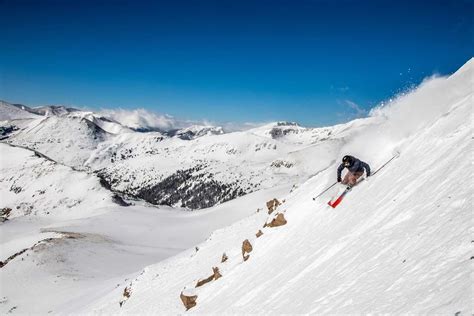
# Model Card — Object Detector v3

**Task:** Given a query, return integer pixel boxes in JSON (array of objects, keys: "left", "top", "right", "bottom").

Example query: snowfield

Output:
[
  {"left": 0, "top": 58, "right": 472, "bottom": 314},
  {"left": 0, "top": 142, "right": 293, "bottom": 313}
]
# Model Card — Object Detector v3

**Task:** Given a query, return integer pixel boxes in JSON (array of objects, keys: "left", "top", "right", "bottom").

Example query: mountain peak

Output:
[
  {"left": 31, "top": 105, "right": 80, "bottom": 117},
  {"left": 275, "top": 121, "right": 299, "bottom": 127},
  {"left": 173, "top": 125, "right": 225, "bottom": 140}
]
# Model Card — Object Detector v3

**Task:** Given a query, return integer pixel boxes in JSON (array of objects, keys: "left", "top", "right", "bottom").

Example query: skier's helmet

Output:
[{"left": 342, "top": 155, "right": 353, "bottom": 167}]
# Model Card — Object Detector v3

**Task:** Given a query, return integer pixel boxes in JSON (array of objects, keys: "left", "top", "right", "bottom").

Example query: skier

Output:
[{"left": 337, "top": 155, "right": 371, "bottom": 187}]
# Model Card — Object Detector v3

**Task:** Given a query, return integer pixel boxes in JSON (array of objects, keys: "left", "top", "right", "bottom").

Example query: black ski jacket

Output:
[{"left": 337, "top": 156, "right": 371, "bottom": 181}]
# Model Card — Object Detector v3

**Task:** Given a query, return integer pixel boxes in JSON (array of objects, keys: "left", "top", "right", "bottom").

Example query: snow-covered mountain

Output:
[
  {"left": 0, "top": 143, "right": 117, "bottom": 220},
  {"left": 0, "top": 58, "right": 471, "bottom": 314},
  {"left": 171, "top": 125, "right": 225, "bottom": 140},
  {"left": 84, "top": 122, "right": 352, "bottom": 209},
  {"left": 1, "top": 100, "right": 362, "bottom": 209},
  {"left": 18, "top": 104, "right": 80, "bottom": 117},
  {"left": 0, "top": 101, "right": 41, "bottom": 121}
]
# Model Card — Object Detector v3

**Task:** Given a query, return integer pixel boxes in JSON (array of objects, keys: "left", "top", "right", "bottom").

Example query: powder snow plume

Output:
[{"left": 338, "top": 58, "right": 473, "bottom": 165}]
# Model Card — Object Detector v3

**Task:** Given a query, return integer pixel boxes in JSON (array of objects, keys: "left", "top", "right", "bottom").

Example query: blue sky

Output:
[{"left": 1, "top": 0, "right": 472, "bottom": 126}]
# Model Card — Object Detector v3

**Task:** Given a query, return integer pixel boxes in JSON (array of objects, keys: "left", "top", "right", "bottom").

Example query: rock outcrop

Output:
[
  {"left": 266, "top": 198, "right": 281, "bottom": 214},
  {"left": 242, "top": 239, "right": 253, "bottom": 261},
  {"left": 119, "top": 285, "right": 132, "bottom": 307},
  {"left": 180, "top": 292, "right": 198, "bottom": 311},
  {"left": 265, "top": 213, "right": 287, "bottom": 228},
  {"left": 195, "top": 267, "right": 222, "bottom": 288}
]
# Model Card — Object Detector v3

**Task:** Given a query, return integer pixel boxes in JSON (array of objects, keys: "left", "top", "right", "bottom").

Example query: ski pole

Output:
[
  {"left": 372, "top": 153, "right": 400, "bottom": 176},
  {"left": 312, "top": 182, "right": 337, "bottom": 200}
]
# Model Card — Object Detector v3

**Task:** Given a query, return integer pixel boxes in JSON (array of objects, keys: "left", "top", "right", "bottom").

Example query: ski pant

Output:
[{"left": 342, "top": 171, "right": 364, "bottom": 186}]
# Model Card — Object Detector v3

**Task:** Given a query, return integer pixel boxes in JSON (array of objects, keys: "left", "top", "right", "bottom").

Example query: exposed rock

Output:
[
  {"left": 96, "top": 172, "right": 114, "bottom": 190},
  {"left": 112, "top": 194, "right": 130, "bottom": 206},
  {"left": 0, "top": 207, "right": 12, "bottom": 218},
  {"left": 269, "top": 122, "right": 300, "bottom": 139},
  {"left": 242, "top": 239, "right": 253, "bottom": 261},
  {"left": 265, "top": 213, "right": 287, "bottom": 228},
  {"left": 0, "top": 247, "right": 31, "bottom": 269},
  {"left": 195, "top": 267, "right": 222, "bottom": 287},
  {"left": 221, "top": 253, "right": 228, "bottom": 263},
  {"left": 212, "top": 267, "right": 222, "bottom": 280},
  {"left": 174, "top": 125, "right": 224, "bottom": 140},
  {"left": 180, "top": 292, "right": 198, "bottom": 310},
  {"left": 10, "top": 185, "right": 22, "bottom": 194},
  {"left": 266, "top": 198, "right": 281, "bottom": 214},
  {"left": 195, "top": 274, "right": 213, "bottom": 288},
  {"left": 256, "top": 230, "right": 263, "bottom": 238},
  {"left": 7, "top": 306, "right": 17, "bottom": 313},
  {"left": 119, "top": 285, "right": 132, "bottom": 307},
  {"left": 81, "top": 118, "right": 108, "bottom": 141},
  {"left": 270, "top": 160, "right": 294, "bottom": 168}
]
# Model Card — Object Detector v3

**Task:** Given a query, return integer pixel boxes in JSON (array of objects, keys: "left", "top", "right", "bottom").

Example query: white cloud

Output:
[
  {"left": 99, "top": 108, "right": 186, "bottom": 131},
  {"left": 98, "top": 108, "right": 266, "bottom": 132}
]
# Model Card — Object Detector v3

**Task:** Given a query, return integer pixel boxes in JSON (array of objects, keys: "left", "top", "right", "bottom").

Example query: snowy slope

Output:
[
  {"left": 0, "top": 142, "right": 295, "bottom": 314},
  {"left": 0, "top": 101, "right": 41, "bottom": 121},
  {"left": 1, "top": 105, "right": 137, "bottom": 167},
  {"left": 4, "top": 115, "right": 109, "bottom": 168},
  {"left": 0, "top": 143, "right": 115, "bottom": 220},
  {"left": 17, "top": 104, "right": 79, "bottom": 117},
  {"left": 68, "top": 111, "right": 133, "bottom": 135},
  {"left": 83, "top": 59, "right": 473, "bottom": 314}
]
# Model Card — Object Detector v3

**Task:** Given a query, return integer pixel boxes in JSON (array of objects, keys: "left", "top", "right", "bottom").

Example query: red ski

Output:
[{"left": 327, "top": 187, "right": 350, "bottom": 208}]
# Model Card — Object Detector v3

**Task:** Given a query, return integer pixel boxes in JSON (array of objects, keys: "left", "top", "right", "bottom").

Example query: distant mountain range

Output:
[{"left": 0, "top": 100, "right": 362, "bottom": 209}]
